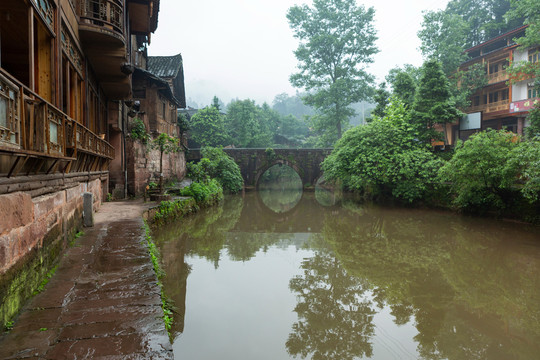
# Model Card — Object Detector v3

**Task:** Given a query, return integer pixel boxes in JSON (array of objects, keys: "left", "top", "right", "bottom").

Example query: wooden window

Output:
[
  {"left": 33, "top": 18, "right": 53, "bottom": 102},
  {"left": 501, "top": 89, "right": 509, "bottom": 101},
  {"left": 529, "top": 48, "right": 540, "bottom": 63},
  {"left": 528, "top": 86, "right": 538, "bottom": 99},
  {"left": 489, "top": 92, "right": 499, "bottom": 103}
]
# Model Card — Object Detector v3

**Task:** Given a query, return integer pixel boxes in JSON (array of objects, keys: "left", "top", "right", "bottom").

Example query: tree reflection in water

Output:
[
  {"left": 287, "top": 250, "right": 375, "bottom": 359},
  {"left": 153, "top": 192, "right": 540, "bottom": 359}
]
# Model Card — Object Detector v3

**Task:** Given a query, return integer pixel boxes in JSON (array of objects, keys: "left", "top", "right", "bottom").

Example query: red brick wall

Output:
[{"left": 126, "top": 139, "right": 186, "bottom": 196}]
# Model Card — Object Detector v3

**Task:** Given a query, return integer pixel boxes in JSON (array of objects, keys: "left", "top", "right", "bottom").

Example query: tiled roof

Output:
[{"left": 147, "top": 53, "right": 183, "bottom": 78}]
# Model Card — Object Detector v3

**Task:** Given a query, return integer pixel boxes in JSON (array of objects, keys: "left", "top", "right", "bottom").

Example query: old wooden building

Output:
[
  {"left": 123, "top": 54, "right": 187, "bottom": 196},
  {"left": 456, "top": 25, "right": 537, "bottom": 143},
  {"left": 0, "top": 0, "right": 160, "bottom": 328}
]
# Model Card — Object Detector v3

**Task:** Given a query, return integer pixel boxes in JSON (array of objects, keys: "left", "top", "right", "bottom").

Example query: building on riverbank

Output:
[
  {"left": 452, "top": 25, "right": 538, "bottom": 144},
  {"left": 0, "top": 0, "right": 160, "bottom": 329},
  {"left": 124, "top": 54, "right": 187, "bottom": 196}
]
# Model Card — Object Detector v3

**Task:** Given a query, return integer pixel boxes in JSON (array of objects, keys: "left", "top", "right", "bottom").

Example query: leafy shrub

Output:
[
  {"left": 322, "top": 99, "right": 443, "bottom": 203},
  {"left": 130, "top": 118, "right": 150, "bottom": 144},
  {"left": 187, "top": 147, "right": 243, "bottom": 193},
  {"left": 438, "top": 129, "right": 521, "bottom": 213},
  {"left": 180, "top": 178, "right": 223, "bottom": 204},
  {"left": 510, "top": 136, "right": 540, "bottom": 203}
]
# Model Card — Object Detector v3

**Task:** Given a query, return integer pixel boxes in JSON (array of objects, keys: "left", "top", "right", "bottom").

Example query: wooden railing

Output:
[
  {"left": 0, "top": 68, "right": 114, "bottom": 161},
  {"left": 487, "top": 70, "right": 509, "bottom": 84},
  {"left": 79, "top": 0, "right": 124, "bottom": 36},
  {"left": 469, "top": 99, "right": 510, "bottom": 114}
]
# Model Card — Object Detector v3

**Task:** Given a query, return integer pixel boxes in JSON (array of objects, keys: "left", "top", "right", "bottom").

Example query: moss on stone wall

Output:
[{"left": 0, "top": 199, "right": 85, "bottom": 331}]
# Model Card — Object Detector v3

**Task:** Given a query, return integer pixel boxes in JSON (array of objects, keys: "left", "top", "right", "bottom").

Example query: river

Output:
[{"left": 153, "top": 186, "right": 540, "bottom": 360}]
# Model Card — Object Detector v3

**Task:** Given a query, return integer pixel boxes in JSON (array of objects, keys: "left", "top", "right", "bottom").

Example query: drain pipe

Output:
[{"left": 122, "top": 102, "right": 128, "bottom": 198}]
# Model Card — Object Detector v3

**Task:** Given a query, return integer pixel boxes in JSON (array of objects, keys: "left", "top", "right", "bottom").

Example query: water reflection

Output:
[
  {"left": 258, "top": 164, "right": 303, "bottom": 213},
  {"left": 314, "top": 175, "right": 339, "bottom": 207},
  {"left": 287, "top": 250, "right": 375, "bottom": 359},
  {"left": 153, "top": 192, "right": 540, "bottom": 359}
]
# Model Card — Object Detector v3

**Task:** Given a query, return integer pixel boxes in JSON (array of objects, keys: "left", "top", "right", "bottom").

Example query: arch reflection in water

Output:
[
  {"left": 314, "top": 174, "right": 338, "bottom": 207},
  {"left": 258, "top": 164, "right": 303, "bottom": 213}
]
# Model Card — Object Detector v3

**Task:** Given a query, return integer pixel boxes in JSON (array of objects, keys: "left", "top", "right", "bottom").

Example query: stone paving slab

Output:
[{"left": 0, "top": 200, "right": 173, "bottom": 359}]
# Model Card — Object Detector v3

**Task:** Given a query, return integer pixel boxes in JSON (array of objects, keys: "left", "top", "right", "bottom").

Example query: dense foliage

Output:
[
  {"left": 287, "top": 0, "right": 378, "bottom": 145},
  {"left": 412, "top": 60, "right": 461, "bottom": 144},
  {"left": 189, "top": 106, "right": 229, "bottom": 147},
  {"left": 187, "top": 147, "right": 243, "bottom": 193},
  {"left": 322, "top": 99, "right": 443, "bottom": 203},
  {"left": 438, "top": 130, "right": 521, "bottom": 213},
  {"left": 180, "top": 178, "right": 223, "bottom": 203}
]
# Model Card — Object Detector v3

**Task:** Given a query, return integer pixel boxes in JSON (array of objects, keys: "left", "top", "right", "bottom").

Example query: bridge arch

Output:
[
  {"left": 186, "top": 148, "right": 333, "bottom": 189},
  {"left": 253, "top": 159, "right": 303, "bottom": 190}
]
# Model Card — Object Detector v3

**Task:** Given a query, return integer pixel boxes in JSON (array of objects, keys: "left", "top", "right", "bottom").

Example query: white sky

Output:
[{"left": 148, "top": 0, "right": 450, "bottom": 107}]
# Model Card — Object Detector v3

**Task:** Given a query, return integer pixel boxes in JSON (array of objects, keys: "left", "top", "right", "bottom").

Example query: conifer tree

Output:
[{"left": 412, "top": 60, "right": 461, "bottom": 144}]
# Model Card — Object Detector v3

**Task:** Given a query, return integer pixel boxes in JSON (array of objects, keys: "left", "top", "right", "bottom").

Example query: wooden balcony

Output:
[
  {"left": 78, "top": 0, "right": 125, "bottom": 45},
  {"left": 469, "top": 99, "right": 510, "bottom": 114},
  {"left": 78, "top": 0, "right": 131, "bottom": 99},
  {"left": 0, "top": 69, "right": 114, "bottom": 177},
  {"left": 487, "top": 70, "right": 509, "bottom": 85}
]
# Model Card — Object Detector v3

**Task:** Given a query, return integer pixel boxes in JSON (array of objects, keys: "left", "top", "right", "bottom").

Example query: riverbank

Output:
[{"left": 0, "top": 199, "right": 173, "bottom": 359}]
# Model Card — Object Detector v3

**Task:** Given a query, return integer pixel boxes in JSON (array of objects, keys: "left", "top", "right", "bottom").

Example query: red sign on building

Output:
[{"left": 510, "top": 99, "right": 539, "bottom": 113}]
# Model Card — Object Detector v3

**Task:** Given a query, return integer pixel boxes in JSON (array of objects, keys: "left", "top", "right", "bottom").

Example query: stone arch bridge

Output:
[{"left": 186, "top": 148, "right": 333, "bottom": 188}]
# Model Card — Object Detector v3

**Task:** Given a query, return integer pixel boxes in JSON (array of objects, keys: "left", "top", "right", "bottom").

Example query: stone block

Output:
[
  {"left": 83, "top": 193, "right": 94, "bottom": 227},
  {"left": 66, "top": 184, "right": 84, "bottom": 203},
  {"left": 18, "top": 224, "right": 39, "bottom": 258},
  {"left": 0, "top": 193, "right": 33, "bottom": 235},
  {"left": 33, "top": 192, "right": 65, "bottom": 220}
]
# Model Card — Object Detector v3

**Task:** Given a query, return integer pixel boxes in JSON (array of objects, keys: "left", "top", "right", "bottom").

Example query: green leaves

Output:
[
  {"left": 323, "top": 98, "right": 442, "bottom": 203},
  {"left": 187, "top": 147, "right": 243, "bottom": 194},
  {"left": 287, "top": 0, "right": 378, "bottom": 143},
  {"left": 438, "top": 129, "right": 522, "bottom": 212},
  {"left": 190, "top": 106, "right": 229, "bottom": 147}
]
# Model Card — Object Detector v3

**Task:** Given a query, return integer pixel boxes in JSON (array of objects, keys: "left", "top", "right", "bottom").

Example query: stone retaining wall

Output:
[{"left": 0, "top": 174, "right": 106, "bottom": 328}]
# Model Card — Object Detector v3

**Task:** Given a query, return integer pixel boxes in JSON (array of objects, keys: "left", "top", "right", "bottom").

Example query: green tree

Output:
[
  {"left": 418, "top": 10, "right": 469, "bottom": 75},
  {"left": 390, "top": 71, "right": 417, "bottom": 109},
  {"left": 189, "top": 107, "right": 229, "bottom": 147},
  {"left": 211, "top": 95, "right": 223, "bottom": 111},
  {"left": 438, "top": 129, "right": 521, "bottom": 213},
  {"left": 511, "top": 138, "right": 540, "bottom": 202},
  {"left": 287, "top": 0, "right": 378, "bottom": 143},
  {"left": 152, "top": 133, "right": 181, "bottom": 192},
  {"left": 272, "top": 92, "right": 315, "bottom": 119},
  {"left": 188, "top": 147, "right": 243, "bottom": 193},
  {"left": 412, "top": 60, "right": 461, "bottom": 144},
  {"left": 322, "top": 99, "right": 443, "bottom": 203},
  {"left": 177, "top": 113, "right": 189, "bottom": 140},
  {"left": 371, "top": 82, "right": 390, "bottom": 119},
  {"left": 225, "top": 99, "right": 273, "bottom": 147}
]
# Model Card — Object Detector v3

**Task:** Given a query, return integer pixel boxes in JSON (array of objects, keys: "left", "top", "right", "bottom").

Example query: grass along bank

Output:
[{"left": 143, "top": 179, "right": 224, "bottom": 337}]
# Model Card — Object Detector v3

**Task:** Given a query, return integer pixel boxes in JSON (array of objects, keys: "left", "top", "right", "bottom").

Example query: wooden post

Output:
[{"left": 29, "top": 8, "right": 35, "bottom": 91}]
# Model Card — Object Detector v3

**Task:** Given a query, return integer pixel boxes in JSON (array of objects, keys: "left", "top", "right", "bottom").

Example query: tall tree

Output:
[
  {"left": 418, "top": 10, "right": 469, "bottom": 75},
  {"left": 390, "top": 71, "right": 417, "bottom": 109},
  {"left": 412, "top": 60, "right": 461, "bottom": 144},
  {"left": 287, "top": 0, "right": 378, "bottom": 143},
  {"left": 211, "top": 95, "right": 223, "bottom": 111},
  {"left": 371, "top": 82, "right": 390, "bottom": 118},
  {"left": 189, "top": 107, "right": 229, "bottom": 147},
  {"left": 225, "top": 99, "right": 273, "bottom": 147}
]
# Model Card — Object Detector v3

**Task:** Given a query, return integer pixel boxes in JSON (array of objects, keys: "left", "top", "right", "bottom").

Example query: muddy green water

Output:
[{"left": 153, "top": 190, "right": 540, "bottom": 360}]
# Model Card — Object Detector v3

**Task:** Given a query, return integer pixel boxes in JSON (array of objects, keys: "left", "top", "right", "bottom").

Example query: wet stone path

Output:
[{"left": 0, "top": 200, "right": 173, "bottom": 359}]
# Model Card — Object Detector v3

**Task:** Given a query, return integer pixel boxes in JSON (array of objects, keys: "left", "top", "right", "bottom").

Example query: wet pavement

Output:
[{"left": 0, "top": 199, "right": 173, "bottom": 359}]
